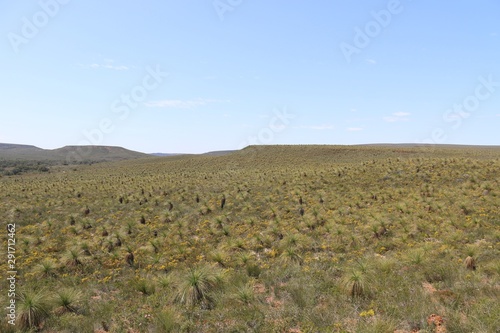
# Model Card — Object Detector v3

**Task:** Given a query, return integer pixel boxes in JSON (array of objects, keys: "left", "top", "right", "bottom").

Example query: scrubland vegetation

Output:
[
  {"left": 0, "top": 160, "right": 51, "bottom": 176},
  {"left": 1, "top": 145, "right": 499, "bottom": 332}
]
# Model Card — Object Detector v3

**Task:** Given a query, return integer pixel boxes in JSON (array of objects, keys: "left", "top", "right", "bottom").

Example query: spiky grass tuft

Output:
[
  {"left": 52, "top": 288, "right": 83, "bottom": 315},
  {"left": 174, "top": 265, "right": 224, "bottom": 308},
  {"left": 16, "top": 289, "right": 51, "bottom": 330}
]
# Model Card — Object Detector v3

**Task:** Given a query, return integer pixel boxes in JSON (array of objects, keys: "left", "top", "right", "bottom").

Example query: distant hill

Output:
[
  {"left": 0, "top": 143, "right": 45, "bottom": 158},
  {"left": 202, "top": 150, "right": 236, "bottom": 156},
  {"left": 3, "top": 143, "right": 500, "bottom": 176},
  {"left": 0, "top": 143, "right": 42, "bottom": 150},
  {"left": 150, "top": 150, "right": 236, "bottom": 157},
  {"left": 150, "top": 153, "right": 185, "bottom": 157},
  {"left": 0, "top": 143, "right": 151, "bottom": 163}
]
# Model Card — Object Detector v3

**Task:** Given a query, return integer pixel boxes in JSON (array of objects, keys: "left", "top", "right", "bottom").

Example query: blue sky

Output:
[{"left": 1, "top": 0, "right": 499, "bottom": 153}]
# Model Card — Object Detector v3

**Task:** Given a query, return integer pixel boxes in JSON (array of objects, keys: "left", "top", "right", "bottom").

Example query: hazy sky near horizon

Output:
[{"left": 1, "top": 1, "right": 499, "bottom": 153}]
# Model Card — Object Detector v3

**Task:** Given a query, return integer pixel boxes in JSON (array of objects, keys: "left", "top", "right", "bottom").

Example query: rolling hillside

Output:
[
  {"left": 1, "top": 145, "right": 499, "bottom": 332},
  {"left": 0, "top": 143, "right": 154, "bottom": 175},
  {"left": 0, "top": 143, "right": 150, "bottom": 162}
]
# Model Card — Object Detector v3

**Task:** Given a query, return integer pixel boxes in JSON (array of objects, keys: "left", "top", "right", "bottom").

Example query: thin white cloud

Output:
[
  {"left": 79, "top": 62, "right": 129, "bottom": 71},
  {"left": 393, "top": 112, "right": 411, "bottom": 117},
  {"left": 347, "top": 127, "right": 363, "bottom": 131},
  {"left": 295, "top": 124, "right": 334, "bottom": 130},
  {"left": 384, "top": 112, "right": 411, "bottom": 122},
  {"left": 103, "top": 64, "right": 129, "bottom": 71},
  {"left": 366, "top": 59, "right": 377, "bottom": 65},
  {"left": 144, "top": 98, "right": 228, "bottom": 109},
  {"left": 491, "top": 32, "right": 497, "bottom": 37}
]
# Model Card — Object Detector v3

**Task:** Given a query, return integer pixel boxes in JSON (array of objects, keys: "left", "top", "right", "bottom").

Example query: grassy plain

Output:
[{"left": 1, "top": 145, "right": 499, "bottom": 332}]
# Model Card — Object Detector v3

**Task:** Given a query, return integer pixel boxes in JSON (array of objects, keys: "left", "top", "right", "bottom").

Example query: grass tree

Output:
[
  {"left": 135, "top": 278, "right": 156, "bottom": 296},
  {"left": 36, "top": 259, "right": 58, "bottom": 278},
  {"left": 280, "top": 247, "right": 303, "bottom": 266},
  {"left": 64, "top": 248, "right": 83, "bottom": 267},
  {"left": 52, "top": 288, "right": 83, "bottom": 315},
  {"left": 125, "top": 247, "right": 135, "bottom": 267},
  {"left": 174, "top": 265, "right": 225, "bottom": 308},
  {"left": 17, "top": 289, "right": 51, "bottom": 330},
  {"left": 464, "top": 256, "right": 476, "bottom": 271},
  {"left": 343, "top": 270, "right": 368, "bottom": 298},
  {"left": 233, "top": 283, "right": 256, "bottom": 305},
  {"left": 220, "top": 194, "right": 226, "bottom": 210},
  {"left": 210, "top": 250, "right": 226, "bottom": 267}
]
